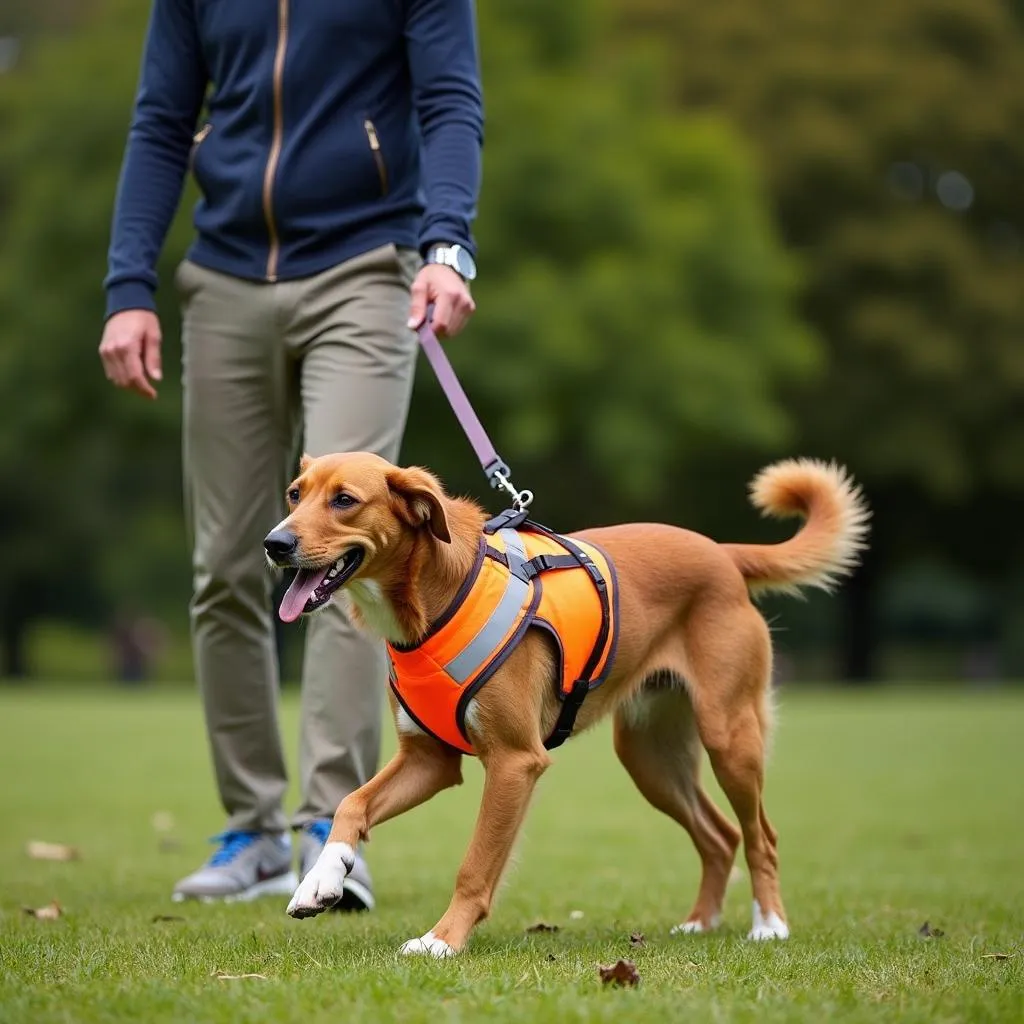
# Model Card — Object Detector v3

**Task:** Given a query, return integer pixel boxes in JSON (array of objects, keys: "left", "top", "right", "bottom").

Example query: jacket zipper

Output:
[
  {"left": 189, "top": 122, "right": 212, "bottom": 173},
  {"left": 262, "top": 0, "right": 289, "bottom": 282},
  {"left": 364, "top": 119, "right": 389, "bottom": 197}
]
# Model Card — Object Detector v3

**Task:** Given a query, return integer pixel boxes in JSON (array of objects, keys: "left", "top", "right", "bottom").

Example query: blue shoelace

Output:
[
  {"left": 305, "top": 818, "right": 332, "bottom": 846},
  {"left": 207, "top": 830, "right": 261, "bottom": 867}
]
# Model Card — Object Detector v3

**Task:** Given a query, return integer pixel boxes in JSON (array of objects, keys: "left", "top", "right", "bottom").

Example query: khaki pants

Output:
[{"left": 175, "top": 243, "right": 420, "bottom": 833}]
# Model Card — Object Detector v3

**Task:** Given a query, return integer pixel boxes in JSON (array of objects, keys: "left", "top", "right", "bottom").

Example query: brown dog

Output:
[{"left": 265, "top": 451, "right": 869, "bottom": 956}]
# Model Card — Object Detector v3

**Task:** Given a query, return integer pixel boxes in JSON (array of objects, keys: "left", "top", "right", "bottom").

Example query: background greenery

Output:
[{"left": 1, "top": 0, "right": 1023, "bottom": 684}]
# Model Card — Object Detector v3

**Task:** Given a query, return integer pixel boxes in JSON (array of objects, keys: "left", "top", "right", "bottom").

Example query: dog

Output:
[{"left": 264, "top": 451, "right": 869, "bottom": 956}]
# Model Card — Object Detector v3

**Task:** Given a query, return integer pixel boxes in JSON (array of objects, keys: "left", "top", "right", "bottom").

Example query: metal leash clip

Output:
[{"left": 488, "top": 462, "right": 535, "bottom": 513}]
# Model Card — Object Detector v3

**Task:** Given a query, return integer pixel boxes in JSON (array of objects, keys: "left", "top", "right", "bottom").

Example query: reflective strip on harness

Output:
[
  {"left": 445, "top": 540, "right": 531, "bottom": 684},
  {"left": 499, "top": 529, "right": 528, "bottom": 577}
]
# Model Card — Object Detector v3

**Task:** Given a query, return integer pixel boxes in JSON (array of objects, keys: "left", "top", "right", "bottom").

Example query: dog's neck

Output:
[{"left": 345, "top": 497, "right": 486, "bottom": 646}]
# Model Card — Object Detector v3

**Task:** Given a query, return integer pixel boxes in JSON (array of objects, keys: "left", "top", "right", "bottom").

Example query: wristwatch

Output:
[{"left": 425, "top": 243, "right": 477, "bottom": 282}]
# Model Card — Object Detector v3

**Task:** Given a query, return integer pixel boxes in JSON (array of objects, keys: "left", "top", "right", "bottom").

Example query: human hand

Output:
[
  {"left": 99, "top": 309, "right": 163, "bottom": 400},
  {"left": 407, "top": 265, "right": 475, "bottom": 338}
]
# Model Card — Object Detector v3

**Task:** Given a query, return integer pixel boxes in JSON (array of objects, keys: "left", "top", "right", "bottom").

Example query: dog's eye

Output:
[
  {"left": 332, "top": 492, "right": 357, "bottom": 510},
  {"left": 287, "top": 488, "right": 301, "bottom": 504}
]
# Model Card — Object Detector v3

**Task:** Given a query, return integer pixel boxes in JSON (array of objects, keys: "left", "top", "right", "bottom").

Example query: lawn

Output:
[{"left": 1, "top": 684, "right": 1021, "bottom": 1023}]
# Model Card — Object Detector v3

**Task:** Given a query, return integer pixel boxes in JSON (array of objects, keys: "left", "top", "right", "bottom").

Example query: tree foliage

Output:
[{"left": 617, "top": 0, "right": 1024, "bottom": 509}]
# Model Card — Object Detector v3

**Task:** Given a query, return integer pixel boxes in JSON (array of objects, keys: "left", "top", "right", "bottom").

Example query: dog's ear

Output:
[
  {"left": 387, "top": 467, "right": 452, "bottom": 543},
  {"left": 299, "top": 452, "right": 314, "bottom": 473}
]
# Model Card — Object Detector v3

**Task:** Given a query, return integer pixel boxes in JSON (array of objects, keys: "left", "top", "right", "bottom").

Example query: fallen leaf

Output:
[
  {"left": 26, "top": 841, "right": 80, "bottom": 862},
  {"left": 525, "top": 921, "right": 559, "bottom": 934},
  {"left": 980, "top": 952, "right": 1015, "bottom": 961},
  {"left": 569, "top": 910, "right": 585, "bottom": 921},
  {"left": 629, "top": 931, "right": 646, "bottom": 947},
  {"left": 211, "top": 971, "right": 267, "bottom": 981},
  {"left": 151, "top": 811, "right": 176, "bottom": 833},
  {"left": 598, "top": 958, "right": 640, "bottom": 988},
  {"left": 22, "top": 900, "right": 62, "bottom": 920},
  {"left": 918, "top": 921, "right": 945, "bottom": 938},
  {"left": 152, "top": 914, "right": 185, "bottom": 923}
]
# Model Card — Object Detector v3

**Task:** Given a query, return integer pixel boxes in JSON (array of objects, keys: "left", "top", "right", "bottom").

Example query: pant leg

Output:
[
  {"left": 178, "top": 258, "right": 299, "bottom": 833},
  {"left": 283, "top": 243, "right": 421, "bottom": 826}
]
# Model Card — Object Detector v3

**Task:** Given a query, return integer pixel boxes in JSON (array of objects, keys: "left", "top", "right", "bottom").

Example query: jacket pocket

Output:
[
  {"left": 363, "top": 119, "right": 389, "bottom": 197},
  {"left": 189, "top": 122, "right": 212, "bottom": 175}
]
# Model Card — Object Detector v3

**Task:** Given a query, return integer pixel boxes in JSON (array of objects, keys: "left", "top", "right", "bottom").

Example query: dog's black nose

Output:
[{"left": 264, "top": 529, "right": 299, "bottom": 561}]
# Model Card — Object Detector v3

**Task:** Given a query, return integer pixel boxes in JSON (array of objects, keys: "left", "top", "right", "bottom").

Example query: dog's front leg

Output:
[
  {"left": 400, "top": 746, "right": 551, "bottom": 958},
  {"left": 287, "top": 739, "right": 462, "bottom": 918}
]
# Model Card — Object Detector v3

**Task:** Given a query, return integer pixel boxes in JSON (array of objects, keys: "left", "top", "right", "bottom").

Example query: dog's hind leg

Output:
[
  {"left": 685, "top": 602, "right": 788, "bottom": 940},
  {"left": 614, "top": 676, "right": 741, "bottom": 934}
]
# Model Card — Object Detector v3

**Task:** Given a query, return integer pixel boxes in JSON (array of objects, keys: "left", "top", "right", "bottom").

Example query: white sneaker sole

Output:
[
  {"left": 340, "top": 875, "right": 375, "bottom": 912},
  {"left": 172, "top": 870, "right": 298, "bottom": 904}
]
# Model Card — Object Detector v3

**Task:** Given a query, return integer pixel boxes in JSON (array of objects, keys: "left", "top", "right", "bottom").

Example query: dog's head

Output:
[{"left": 264, "top": 451, "right": 451, "bottom": 623}]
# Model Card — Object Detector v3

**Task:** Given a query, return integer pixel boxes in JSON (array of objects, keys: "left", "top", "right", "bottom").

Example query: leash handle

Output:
[{"left": 416, "top": 311, "right": 533, "bottom": 510}]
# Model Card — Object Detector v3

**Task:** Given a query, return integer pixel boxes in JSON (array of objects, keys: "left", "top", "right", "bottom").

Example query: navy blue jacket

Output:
[{"left": 104, "top": 0, "right": 483, "bottom": 318}]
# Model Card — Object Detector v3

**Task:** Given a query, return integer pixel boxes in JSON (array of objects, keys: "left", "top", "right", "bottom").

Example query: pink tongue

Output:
[{"left": 279, "top": 566, "right": 331, "bottom": 623}]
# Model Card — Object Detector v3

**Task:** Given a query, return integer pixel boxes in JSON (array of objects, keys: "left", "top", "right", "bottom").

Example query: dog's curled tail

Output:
[{"left": 723, "top": 458, "right": 870, "bottom": 597}]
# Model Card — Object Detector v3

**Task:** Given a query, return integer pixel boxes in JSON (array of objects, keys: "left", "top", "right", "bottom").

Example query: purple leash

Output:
[{"left": 416, "top": 314, "right": 534, "bottom": 511}]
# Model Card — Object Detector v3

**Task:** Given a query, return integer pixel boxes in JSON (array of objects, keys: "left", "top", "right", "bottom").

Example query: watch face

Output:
[{"left": 453, "top": 246, "right": 477, "bottom": 280}]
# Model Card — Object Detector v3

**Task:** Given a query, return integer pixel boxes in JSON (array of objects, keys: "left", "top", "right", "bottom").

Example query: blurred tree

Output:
[
  {"left": 616, "top": 0, "right": 1024, "bottom": 678},
  {"left": 403, "top": 0, "right": 818, "bottom": 526},
  {"left": 0, "top": 0, "right": 813, "bottom": 677},
  {"left": 0, "top": 0, "right": 194, "bottom": 676}
]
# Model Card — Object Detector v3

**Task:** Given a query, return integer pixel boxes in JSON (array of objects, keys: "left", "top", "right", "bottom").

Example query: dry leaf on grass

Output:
[
  {"left": 151, "top": 811, "right": 176, "bottom": 833},
  {"left": 26, "top": 841, "right": 80, "bottom": 862},
  {"left": 598, "top": 958, "right": 641, "bottom": 988},
  {"left": 980, "top": 952, "right": 1015, "bottom": 961},
  {"left": 918, "top": 921, "right": 945, "bottom": 938},
  {"left": 152, "top": 915, "right": 185, "bottom": 923},
  {"left": 629, "top": 931, "right": 646, "bottom": 947},
  {"left": 22, "top": 900, "right": 62, "bottom": 920},
  {"left": 211, "top": 970, "right": 267, "bottom": 981},
  {"left": 525, "top": 922, "right": 560, "bottom": 934},
  {"left": 569, "top": 910, "right": 585, "bottom": 921}
]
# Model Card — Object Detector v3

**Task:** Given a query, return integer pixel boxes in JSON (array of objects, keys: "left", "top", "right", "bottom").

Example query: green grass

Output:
[{"left": 1, "top": 685, "right": 1022, "bottom": 1023}]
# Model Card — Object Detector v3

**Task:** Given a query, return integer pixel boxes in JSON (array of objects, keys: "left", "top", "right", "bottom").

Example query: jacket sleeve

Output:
[
  {"left": 103, "top": 0, "right": 208, "bottom": 318},
  {"left": 405, "top": 0, "right": 485, "bottom": 257}
]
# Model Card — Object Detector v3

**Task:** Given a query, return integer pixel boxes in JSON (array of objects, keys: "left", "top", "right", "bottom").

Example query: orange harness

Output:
[{"left": 387, "top": 509, "right": 619, "bottom": 756}]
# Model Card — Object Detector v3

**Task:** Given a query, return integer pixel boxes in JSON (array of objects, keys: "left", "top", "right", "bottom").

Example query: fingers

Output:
[
  {"left": 407, "top": 275, "right": 429, "bottom": 330},
  {"left": 408, "top": 267, "right": 476, "bottom": 339},
  {"left": 431, "top": 291, "right": 455, "bottom": 338},
  {"left": 143, "top": 327, "right": 163, "bottom": 384},
  {"left": 446, "top": 287, "right": 476, "bottom": 337},
  {"left": 99, "top": 311, "right": 162, "bottom": 400}
]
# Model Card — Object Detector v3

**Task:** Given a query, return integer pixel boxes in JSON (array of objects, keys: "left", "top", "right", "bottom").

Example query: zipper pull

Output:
[{"left": 364, "top": 119, "right": 381, "bottom": 151}]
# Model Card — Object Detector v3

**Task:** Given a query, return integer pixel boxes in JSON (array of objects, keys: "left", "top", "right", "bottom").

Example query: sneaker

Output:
[
  {"left": 171, "top": 830, "right": 297, "bottom": 903},
  {"left": 298, "top": 818, "right": 375, "bottom": 911}
]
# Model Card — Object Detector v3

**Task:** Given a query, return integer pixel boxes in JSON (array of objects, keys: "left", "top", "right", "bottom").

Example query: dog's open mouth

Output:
[{"left": 278, "top": 547, "right": 364, "bottom": 624}]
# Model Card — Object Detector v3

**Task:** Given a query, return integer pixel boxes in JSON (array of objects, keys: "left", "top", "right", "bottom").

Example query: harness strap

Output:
[
  {"left": 444, "top": 537, "right": 531, "bottom": 683},
  {"left": 543, "top": 679, "right": 589, "bottom": 750},
  {"left": 483, "top": 508, "right": 531, "bottom": 534}
]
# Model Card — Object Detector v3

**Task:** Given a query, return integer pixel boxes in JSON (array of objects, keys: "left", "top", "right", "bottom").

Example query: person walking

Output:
[{"left": 98, "top": 0, "right": 483, "bottom": 908}]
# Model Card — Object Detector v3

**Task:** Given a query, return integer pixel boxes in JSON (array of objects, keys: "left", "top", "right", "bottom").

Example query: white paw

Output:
[
  {"left": 286, "top": 841, "right": 354, "bottom": 919},
  {"left": 671, "top": 913, "right": 721, "bottom": 935},
  {"left": 399, "top": 931, "right": 456, "bottom": 958},
  {"left": 748, "top": 900, "right": 790, "bottom": 940}
]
